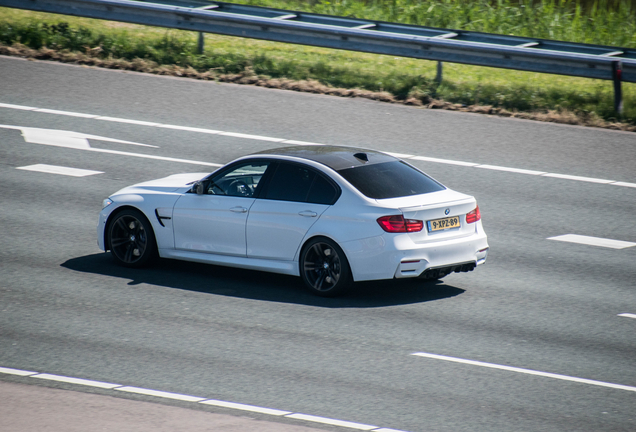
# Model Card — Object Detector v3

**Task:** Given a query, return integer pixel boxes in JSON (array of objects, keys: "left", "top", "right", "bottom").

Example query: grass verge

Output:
[{"left": 1, "top": 4, "right": 635, "bottom": 131}]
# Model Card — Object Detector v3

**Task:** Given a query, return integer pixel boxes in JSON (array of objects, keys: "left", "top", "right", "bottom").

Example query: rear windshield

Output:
[{"left": 338, "top": 161, "right": 445, "bottom": 199}]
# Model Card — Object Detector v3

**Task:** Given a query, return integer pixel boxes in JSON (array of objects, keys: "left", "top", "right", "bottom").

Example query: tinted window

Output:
[
  {"left": 263, "top": 163, "right": 339, "bottom": 204},
  {"left": 338, "top": 161, "right": 445, "bottom": 199},
  {"left": 307, "top": 174, "right": 339, "bottom": 205},
  {"left": 264, "top": 163, "right": 316, "bottom": 202}
]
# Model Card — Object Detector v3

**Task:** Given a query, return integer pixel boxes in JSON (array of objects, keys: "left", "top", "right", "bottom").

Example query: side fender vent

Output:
[{"left": 155, "top": 209, "right": 172, "bottom": 227}]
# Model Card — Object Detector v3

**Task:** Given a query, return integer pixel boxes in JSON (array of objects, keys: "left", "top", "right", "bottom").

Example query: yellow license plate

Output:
[{"left": 427, "top": 216, "right": 461, "bottom": 232}]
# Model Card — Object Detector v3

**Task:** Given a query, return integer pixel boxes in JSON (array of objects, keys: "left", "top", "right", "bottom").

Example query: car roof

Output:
[{"left": 252, "top": 146, "right": 397, "bottom": 171}]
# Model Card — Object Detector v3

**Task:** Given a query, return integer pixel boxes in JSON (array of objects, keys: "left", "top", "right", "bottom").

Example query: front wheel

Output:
[
  {"left": 300, "top": 238, "right": 352, "bottom": 297},
  {"left": 107, "top": 209, "right": 157, "bottom": 267}
]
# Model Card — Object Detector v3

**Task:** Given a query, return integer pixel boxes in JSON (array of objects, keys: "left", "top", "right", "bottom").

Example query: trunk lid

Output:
[{"left": 378, "top": 189, "right": 478, "bottom": 243}]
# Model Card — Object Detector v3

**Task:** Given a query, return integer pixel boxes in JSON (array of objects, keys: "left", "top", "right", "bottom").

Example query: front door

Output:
[{"left": 172, "top": 161, "right": 271, "bottom": 256}]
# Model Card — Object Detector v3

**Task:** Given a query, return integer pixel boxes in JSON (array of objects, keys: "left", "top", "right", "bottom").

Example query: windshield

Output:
[{"left": 337, "top": 161, "right": 445, "bottom": 199}]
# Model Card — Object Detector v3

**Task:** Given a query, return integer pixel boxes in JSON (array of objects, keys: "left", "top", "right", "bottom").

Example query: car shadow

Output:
[{"left": 62, "top": 253, "right": 465, "bottom": 308}]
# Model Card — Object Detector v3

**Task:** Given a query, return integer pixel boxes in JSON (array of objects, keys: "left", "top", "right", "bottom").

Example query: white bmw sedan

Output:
[{"left": 98, "top": 146, "right": 488, "bottom": 296}]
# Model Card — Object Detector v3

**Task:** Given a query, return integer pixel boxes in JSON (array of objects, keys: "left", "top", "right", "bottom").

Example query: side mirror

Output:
[{"left": 192, "top": 181, "right": 204, "bottom": 195}]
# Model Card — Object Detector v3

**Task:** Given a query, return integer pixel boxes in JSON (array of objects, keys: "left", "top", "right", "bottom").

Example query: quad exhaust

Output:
[{"left": 420, "top": 262, "right": 476, "bottom": 279}]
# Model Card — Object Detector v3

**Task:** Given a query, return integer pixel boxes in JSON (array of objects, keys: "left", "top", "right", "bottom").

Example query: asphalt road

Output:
[{"left": 1, "top": 55, "right": 635, "bottom": 432}]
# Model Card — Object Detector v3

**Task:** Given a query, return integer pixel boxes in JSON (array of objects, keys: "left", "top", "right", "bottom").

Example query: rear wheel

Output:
[
  {"left": 300, "top": 238, "right": 351, "bottom": 297},
  {"left": 108, "top": 209, "right": 156, "bottom": 267}
]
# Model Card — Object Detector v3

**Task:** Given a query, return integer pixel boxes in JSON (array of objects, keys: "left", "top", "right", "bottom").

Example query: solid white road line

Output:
[
  {"left": 157, "top": 123, "right": 223, "bottom": 134},
  {"left": 618, "top": 313, "right": 636, "bottom": 319},
  {"left": 411, "top": 352, "right": 636, "bottom": 392},
  {"left": 95, "top": 116, "right": 160, "bottom": 126},
  {"left": 16, "top": 164, "right": 103, "bottom": 177},
  {"left": 35, "top": 108, "right": 97, "bottom": 118},
  {"left": 284, "top": 414, "right": 379, "bottom": 430},
  {"left": 116, "top": 386, "right": 207, "bottom": 402},
  {"left": 372, "top": 429, "right": 411, "bottom": 432},
  {"left": 32, "top": 373, "right": 121, "bottom": 389},
  {"left": 384, "top": 152, "right": 414, "bottom": 159},
  {"left": 283, "top": 139, "right": 331, "bottom": 146},
  {"left": 547, "top": 234, "right": 636, "bottom": 249},
  {"left": 411, "top": 155, "right": 479, "bottom": 167},
  {"left": 200, "top": 399, "right": 291, "bottom": 415},
  {"left": 0, "top": 366, "right": 408, "bottom": 432},
  {"left": 0, "top": 103, "right": 38, "bottom": 110},
  {"left": 542, "top": 173, "right": 615, "bottom": 184},
  {"left": 476, "top": 164, "right": 547, "bottom": 176},
  {"left": 2, "top": 102, "right": 634, "bottom": 187},
  {"left": 220, "top": 131, "right": 286, "bottom": 142},
  {"left": 86, "top": 147, "right": 223, "bottom": 167},
  {"left": 612, "top": 182, "right": 636, "bottom": 188}
]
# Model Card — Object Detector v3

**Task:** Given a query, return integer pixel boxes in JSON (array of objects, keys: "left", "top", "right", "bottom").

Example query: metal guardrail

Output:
[{"left": 2, "top": 0, "right": 633, "bottom": 112}]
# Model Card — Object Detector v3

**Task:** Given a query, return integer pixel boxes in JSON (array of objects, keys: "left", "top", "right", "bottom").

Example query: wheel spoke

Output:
[
  {"left": 311, "top": 243, "right": 325, "bottom": 259},
  {"left": 314, "top": 271, "right": 327, "bottom": 291},
  {"left": 134, "top": 238, "right": 146, "bottom": 255},
  {"left": 327, "top": 267, "right": 339, "bottom": 284},
  {"left": 115, "top": 217, "right": 129, "bottom": 233},
  {"left": 123, "top": 244, "right": 134, "bottom": 262},
  {"left": 110, "top": 237, "right": 129, "bottom": 248},
  {"left": 303, "top": 261, "right": 318, "bottom": 272}
]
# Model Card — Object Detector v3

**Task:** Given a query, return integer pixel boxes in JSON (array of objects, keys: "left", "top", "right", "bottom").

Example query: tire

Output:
[
  {"left": 107, "top": 209, "right": 157, "bottom": 267},
  {"left": 300, "top": 237, "right": 352, "bottom": 297}
]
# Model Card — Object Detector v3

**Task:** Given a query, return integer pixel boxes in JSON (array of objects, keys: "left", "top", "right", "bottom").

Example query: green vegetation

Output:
[{"left": 0, "top": 1, "right": 635, "bottom": 127}]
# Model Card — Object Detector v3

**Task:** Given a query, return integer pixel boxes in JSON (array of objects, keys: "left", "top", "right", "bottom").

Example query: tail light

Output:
[
  {"left": 466, "top": 205, "right": 481, "bottom": 224},
  {"left": 377, "top": 215, "right": 423, "bottom": 233}
]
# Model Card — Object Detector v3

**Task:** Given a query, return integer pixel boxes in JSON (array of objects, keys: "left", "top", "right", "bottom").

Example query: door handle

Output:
[
  {"left": 298, "top": 210, "right": 318, "bottom": 217},
  {"left": 230, "top": 206, "right": 248, "bottom": 213}
]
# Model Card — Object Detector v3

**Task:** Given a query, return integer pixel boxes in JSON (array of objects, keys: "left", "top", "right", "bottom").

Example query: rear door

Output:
[{"left": 247, "top": 162, "right": 340, "bottom": 260}]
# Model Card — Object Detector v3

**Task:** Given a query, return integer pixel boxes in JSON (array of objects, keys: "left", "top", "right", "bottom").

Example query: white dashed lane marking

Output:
[
  {"left": 284, "top": 414, "right": 378, "bottom": 430},
  {"left": 547, "top": 234, "right": 636, "bottom": 249},
  {"left": 0, "top": 367, "right": 37, "bottom": 376},
  {"left": 16, "top": 164, "right": 103, "bottom": 177},
  {"left": 411, "top": 352, "right": 636, "bottom": 392},
  {"left": 2, "top": 102, "right": 635, "bottom": 187},
  {"left": 199, "top": 399, "right": 292, "bottom": 416},
  {"left": 32, "top": 374, "right": 120, "bottom": 389},
  {"left": 618, "top": 313, "right": 636, "bottom": 319},
  {"left": 115, "top": 386, "right": 207, "bottom": 402},
  {"left": 0, "top": 366, "right": 408, "bottom": 432}
]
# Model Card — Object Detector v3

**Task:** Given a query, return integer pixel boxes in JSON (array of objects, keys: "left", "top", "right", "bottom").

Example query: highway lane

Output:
[{"left": 1, "top": 55, "right": 635, "bottom": 432}]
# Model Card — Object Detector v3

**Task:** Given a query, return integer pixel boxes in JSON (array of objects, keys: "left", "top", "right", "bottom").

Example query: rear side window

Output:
[
  {"left": 338, "top": 161, "right": 445, "bottom": 199},
  {"left": 306, "top": 173, "right": 339, "bottom": 205},
  {"left": 263, "top": 162, "right": 340, "bottom": 204}
]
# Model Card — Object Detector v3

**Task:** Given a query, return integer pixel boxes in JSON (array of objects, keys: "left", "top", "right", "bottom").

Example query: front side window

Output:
[
  {"left": 205, "top": 162, "right": 270, "bottom": 197},
  {"left": 338, "top": 160, "right": 445, "bottom": 199}
]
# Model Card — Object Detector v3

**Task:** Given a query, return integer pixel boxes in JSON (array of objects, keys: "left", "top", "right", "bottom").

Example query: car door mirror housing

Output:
[{"left": 192, "top": 181, "right": 204, "bottom": 195}]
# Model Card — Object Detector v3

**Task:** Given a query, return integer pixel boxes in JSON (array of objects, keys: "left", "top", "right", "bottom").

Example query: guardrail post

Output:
[
  {"left": 612, "top": 61, "right": 623, "bottom": 116},
  {"left": 435, "top": 61, "right": 443, "bottom": 84},
  {"left": 197, "top": 32, "right": 205, "bottom": 54}
]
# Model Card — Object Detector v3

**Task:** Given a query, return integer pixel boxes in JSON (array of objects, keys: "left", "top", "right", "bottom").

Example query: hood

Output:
[{"left": 113, "top": 173, "right": 208, "bottom": 195}]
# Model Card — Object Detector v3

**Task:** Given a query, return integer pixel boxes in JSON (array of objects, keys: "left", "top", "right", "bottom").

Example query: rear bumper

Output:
[
  {"left": 392, "top": 232, "right": 488, "bottom": 279},
  {"left": 342, "top": 223, "right": 488, "bottom": 282}
]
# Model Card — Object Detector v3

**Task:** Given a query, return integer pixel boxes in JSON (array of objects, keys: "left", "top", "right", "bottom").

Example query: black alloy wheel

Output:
[
  {"left": 108, "top": 209, "right": 156, "bottom": 267},
  {"left": 300, "top": 238, "right": 352, "bottom": 297}
]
